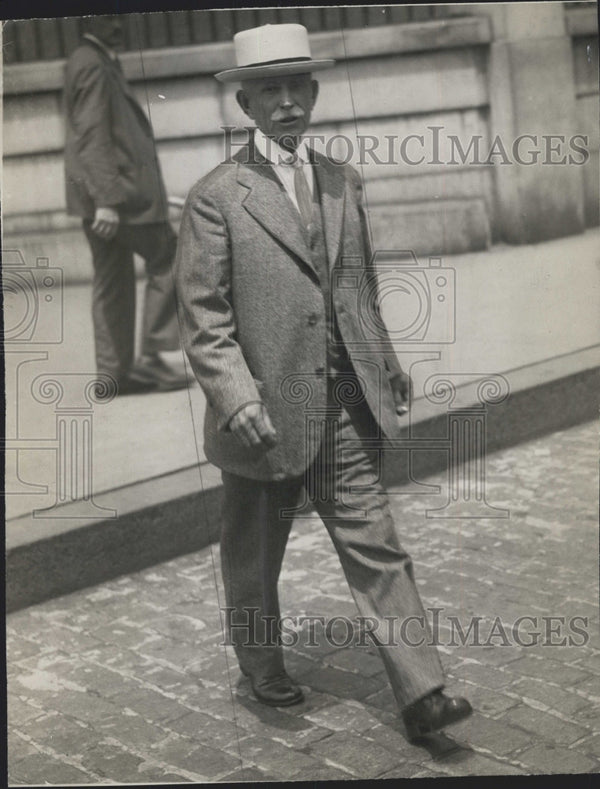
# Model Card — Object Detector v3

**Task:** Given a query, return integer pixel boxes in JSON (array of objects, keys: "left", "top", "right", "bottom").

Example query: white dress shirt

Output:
[{"left": 253, "top": 128, "right": 314, "bottom": 215}]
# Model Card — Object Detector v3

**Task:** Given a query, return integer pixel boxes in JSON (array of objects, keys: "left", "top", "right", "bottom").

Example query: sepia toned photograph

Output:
[{"left": 3, "top": 1, "right": 599, "bottom": 784}]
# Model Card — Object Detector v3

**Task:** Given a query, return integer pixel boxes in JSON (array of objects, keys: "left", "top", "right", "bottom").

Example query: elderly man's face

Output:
[{"left": 236, "top": 74, "right": 319, "bottom": 150}]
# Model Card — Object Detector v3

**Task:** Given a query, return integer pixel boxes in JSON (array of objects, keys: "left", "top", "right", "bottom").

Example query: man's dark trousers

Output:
[
  {"left": 220, "top": 370, "right": 446, "bottom": 709},
  {"left": 83, "top": 220, "right": 179, "bottom": 381}
]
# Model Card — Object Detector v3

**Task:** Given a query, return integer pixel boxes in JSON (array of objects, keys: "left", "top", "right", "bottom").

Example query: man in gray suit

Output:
[
  {"left": 176, "top": 24, "right": 472, "bottom": 741},
  {"left": 64, "top": 14, "right": 187, "bottom": 394}
]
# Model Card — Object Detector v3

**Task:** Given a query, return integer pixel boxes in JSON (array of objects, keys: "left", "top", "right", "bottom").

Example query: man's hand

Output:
[
  {"left": 390, "top": 371, "right": 413, "bottom": 416},
  {"left": 228, "top": 403, "right": 278, "bottom": 450},
  {"left": 91, "top": 206, "right": 120, "bottom": 240}
]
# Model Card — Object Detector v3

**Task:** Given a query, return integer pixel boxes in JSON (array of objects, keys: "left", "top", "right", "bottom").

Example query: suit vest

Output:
[{"left": 305, "top": 174, "right": 352, "bottom": 373}]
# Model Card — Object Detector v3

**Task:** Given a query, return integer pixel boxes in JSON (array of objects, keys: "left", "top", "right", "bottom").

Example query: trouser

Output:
[
  {"left": 83, "top": 220, "right": 179, "bottom": 381},
  {"left": 220, "top": 372, "right": 445, "bottom": 709}
]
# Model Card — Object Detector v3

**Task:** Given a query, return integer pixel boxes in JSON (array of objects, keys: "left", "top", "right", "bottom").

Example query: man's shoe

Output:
[
  {"left": 116, "top": 375, "right": 158, "bottom": 396},
  {"left": 243, "top": 670, "right": 305, "bottom": 707},
  {"left": 129, "top": 354, "right": 188, "bottom": 391},
  {"left": 402, "top": 690, "right": 472, "bottom": 742}
]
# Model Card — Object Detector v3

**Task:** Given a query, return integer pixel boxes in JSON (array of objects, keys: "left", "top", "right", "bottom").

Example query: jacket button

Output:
[{"left": 307, "top": 314, "right": 318, "bottom": 326}]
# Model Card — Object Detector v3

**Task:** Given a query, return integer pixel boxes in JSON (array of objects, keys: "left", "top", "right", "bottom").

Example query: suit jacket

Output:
[
  {"left": 175, "top": 140, "right": 405, "bottom": 481},
  {"left": 63, "top": 37, "right": 168, "bottom": 224}
]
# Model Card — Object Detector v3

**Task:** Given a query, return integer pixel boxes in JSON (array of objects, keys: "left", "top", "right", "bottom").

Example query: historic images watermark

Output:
[
  {"left": 222, "top": 125, "right": 590, "bottom": 167},
  {"left": 221, "top": 607, "right": 591, "bottom": 650},
  {"left": 3, "top": 249, "right": 117, "bottom": 518}
]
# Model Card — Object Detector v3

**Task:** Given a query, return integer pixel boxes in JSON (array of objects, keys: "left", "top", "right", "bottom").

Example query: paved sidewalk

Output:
[
  {"left": 6, "top": 229, "right": 600, "bottom": 521},
  {"left": 7, "top": 420, "right": 600, "bottom": 784}
]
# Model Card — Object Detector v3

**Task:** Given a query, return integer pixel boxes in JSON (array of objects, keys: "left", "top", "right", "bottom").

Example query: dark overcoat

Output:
[
  {"left": 175, "top": 142, "right": 405, "bottom": 480},
  {"left": 63, "top": 37, "right": 168, "bottom": 224}
]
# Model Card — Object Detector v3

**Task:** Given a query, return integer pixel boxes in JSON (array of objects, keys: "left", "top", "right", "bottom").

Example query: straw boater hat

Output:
[{"left": 215, "top": 23, "right": 335, "bottom": 83}]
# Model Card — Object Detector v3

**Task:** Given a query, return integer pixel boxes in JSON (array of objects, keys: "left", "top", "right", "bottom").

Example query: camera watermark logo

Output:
[
  {"left": 3, "top": 249, "right": 116, "bottom": 518},
  {"left": 271, "top": 248, "right": 509, "bottom": 521},
  {"left": 334, "top": 251, "right": 455, "bottom": 347},
  {"left": 3, "top": 251, "right": 63, "bottom": 344}
]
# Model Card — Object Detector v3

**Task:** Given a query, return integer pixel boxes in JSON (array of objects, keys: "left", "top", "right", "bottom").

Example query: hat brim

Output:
[{"left": 215, "top": 59, "right": 335, "bottom": 83}]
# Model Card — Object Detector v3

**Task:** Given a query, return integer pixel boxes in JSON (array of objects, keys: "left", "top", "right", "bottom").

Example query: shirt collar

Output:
[
  {"left": 254, "top": 128, "right": 310, "bottom": 166},
  {"left": 83, "top": 33, "right": 118, "bottom": 62}
]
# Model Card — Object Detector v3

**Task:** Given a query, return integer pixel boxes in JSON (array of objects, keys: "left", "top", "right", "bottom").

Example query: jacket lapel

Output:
[
  {"left": 235, "top": 142, "right": 347, "bottom": 276},
  {"left": 236, "top": 145, "right": 316, "bottom": 277},
  {"left": 312, "top": 150, "right": 346, "bottom": 268}
]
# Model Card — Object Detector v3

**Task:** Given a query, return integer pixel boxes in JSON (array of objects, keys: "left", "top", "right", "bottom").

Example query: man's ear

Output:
[
  {"left": 310, "top": 80, "right": 319, "bottom": 109},
  {"left": 236, "top": 89, "right": 253, "bottom": 119}
]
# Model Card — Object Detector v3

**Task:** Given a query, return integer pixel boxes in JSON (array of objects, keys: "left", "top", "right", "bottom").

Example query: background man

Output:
[
  {"left": 175, "top": 23, "right": 472, "bottom": 743},
  {"left": 64, "top": 14, "right": 187, "bottom": 394}
]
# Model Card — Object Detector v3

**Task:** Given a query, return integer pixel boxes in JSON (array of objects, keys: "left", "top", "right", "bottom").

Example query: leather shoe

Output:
[
  {"left": 242, "top": 669, "right": 305, "bottom": 707},
  {"left": 129, "top": 354, "right": 188, "bottom": 391},
  {"left": 402, "top": 690, "right": 472, "bottom": 742},
  {"left": 114, "top": 376, "right": 158, "bottom": 397}
]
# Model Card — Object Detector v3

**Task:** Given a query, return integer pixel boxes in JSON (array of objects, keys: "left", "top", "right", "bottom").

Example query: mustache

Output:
[{"left": 271, "top": 109, "right": 305, "bottom": 121}]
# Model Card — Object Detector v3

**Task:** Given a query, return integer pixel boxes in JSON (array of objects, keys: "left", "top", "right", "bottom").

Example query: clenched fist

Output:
[{"left": 228, "top": 403, "right": 278, "bottom": 450}]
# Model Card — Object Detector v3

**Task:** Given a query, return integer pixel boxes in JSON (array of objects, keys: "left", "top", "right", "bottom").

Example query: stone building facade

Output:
[{"left": 2, "top": 3, "right": 598, "bottom": 279}]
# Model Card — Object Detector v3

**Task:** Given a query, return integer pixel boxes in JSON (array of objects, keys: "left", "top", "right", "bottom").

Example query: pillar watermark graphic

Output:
[
  {"left": 3, "top": 249, "right": 117, "bottom": 518},
  {"left": 279, "top": 369, "right": 373, "bottom": 518},
  {"left": 423, "top": 374, "right": 510, "bottom": 519},
  {"left": 30, "top": 374, "right": 117, "bottom": 518}
]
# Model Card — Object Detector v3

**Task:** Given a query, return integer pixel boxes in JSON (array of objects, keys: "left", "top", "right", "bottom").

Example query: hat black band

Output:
[{"left": 240, "top": 56, "right": 312, "bottom": 69}]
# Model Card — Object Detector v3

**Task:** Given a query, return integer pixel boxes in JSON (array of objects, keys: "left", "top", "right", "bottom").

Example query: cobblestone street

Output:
[{"left": 7, "top": 419, "right": 600, "bottom": 783}]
